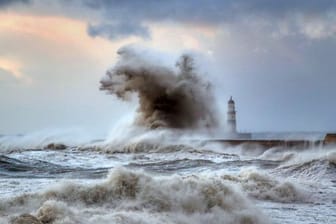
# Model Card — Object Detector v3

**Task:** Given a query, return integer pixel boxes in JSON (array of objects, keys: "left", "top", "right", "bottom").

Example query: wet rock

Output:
[{"left": 12, "top": 214, "right": 42, "bottom": 224}]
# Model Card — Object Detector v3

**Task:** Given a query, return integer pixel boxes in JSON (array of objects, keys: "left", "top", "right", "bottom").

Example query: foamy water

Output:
[{"left": 0, "top": 133, "right": 336, "bottom": 224}]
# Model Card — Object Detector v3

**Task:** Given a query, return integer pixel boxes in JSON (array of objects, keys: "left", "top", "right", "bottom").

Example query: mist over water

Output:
[{"left": 100, "top": 46, "right": 219, "bottom": 130}]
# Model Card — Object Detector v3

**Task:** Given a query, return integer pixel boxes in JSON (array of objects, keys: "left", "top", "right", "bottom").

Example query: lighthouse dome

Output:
[{"left": 228, "top": 96, "right": 235, "bottom": 104}]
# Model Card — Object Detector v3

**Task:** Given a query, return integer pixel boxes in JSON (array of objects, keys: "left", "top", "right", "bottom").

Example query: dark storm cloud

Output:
[
  {"left": 88, "top": 22, "right": 150, "bottom": 40},
  {"left": 0, "top": 0, "right": 30, "bottom": 7},
  {"left": 235, "top": 0, "right": 336, "bottom": 15},
  {"left": 82, "top": 0, "right": 336, "bottom": 20},
  {"left": 80, "top": 0, "right": 336, "bottom": 39},
  {"left": 82, "top": 0, "right": 235, "bottom": 22}
]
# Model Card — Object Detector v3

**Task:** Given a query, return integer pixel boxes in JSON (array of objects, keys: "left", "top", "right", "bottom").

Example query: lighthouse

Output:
[{"left": 227, "top": 96, "right": 237, "bottom": 133}]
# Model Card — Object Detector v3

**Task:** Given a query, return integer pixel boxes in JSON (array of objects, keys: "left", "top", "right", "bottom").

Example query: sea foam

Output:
[{"left": 1, "top": 168, "right": 268, "bottom": 224}]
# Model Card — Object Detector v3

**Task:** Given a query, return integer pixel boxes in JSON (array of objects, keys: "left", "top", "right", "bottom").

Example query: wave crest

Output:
[
  {"left": 222, "top": 170, "right": 307, "bottom": 203},
  {"left": 2, "top": 168, "right": 268, "bottom": 224}
]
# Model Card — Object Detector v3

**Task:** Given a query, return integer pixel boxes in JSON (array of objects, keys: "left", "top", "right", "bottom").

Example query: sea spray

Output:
[
  {"left": 100, "top": 46, "right": 219, "bottom": 130},
  {"left": 0, "top": 128, "right": 95, "bottom": 153}
]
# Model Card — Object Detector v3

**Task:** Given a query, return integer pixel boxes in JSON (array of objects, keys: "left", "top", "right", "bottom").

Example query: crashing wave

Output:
[
  {"left": 222, "top": 169, "right": 307, "bottom": 203},
  {"left": 100, "top": 46, "right": 219, "bottom": 130},
  {"left": 1, "top": 168, "right": 268, "bottom": 224}
]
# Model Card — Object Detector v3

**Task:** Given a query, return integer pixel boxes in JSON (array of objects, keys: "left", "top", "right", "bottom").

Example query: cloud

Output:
[
  {"left": 78, "top": 0, "right": 336, "bottom": 40},
  {"left": 0, "top": 58, "right": 23, "bottom": 79},
  {"left": 88, "top": 22, "right": 150, "bottom": 40},
  {"left": 4, "top": 0, "right": 335, "bottom": 41},
  {"left": 0, "top": 0, "right": 30, "bottom": 7},
  {"left": 0, "top": 57, "right": 31, "bottom": 83},
  {"left": 1, "top": 0, "right": 336, "bottom": 132},
  {"left": 0, "top": 67, "right": 18, "bottom": 84},
  {"left": 299, "top": 18, "right": 336, "bottom": 39},
  {"left": 81, "top": 0, "right": 335, "bottom": 21}
]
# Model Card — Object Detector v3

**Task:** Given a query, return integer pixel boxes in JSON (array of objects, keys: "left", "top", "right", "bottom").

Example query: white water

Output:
[{"left": 0, "top": 132, "right": 336, "bottom": 224}]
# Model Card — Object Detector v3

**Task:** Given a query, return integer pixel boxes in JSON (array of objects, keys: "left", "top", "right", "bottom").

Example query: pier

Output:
[{"left": 204, "top": 133, "right": 336, "bottom": 148}]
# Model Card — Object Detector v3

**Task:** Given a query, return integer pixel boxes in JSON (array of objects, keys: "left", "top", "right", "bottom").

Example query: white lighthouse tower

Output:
[{"left": 227, "top": 96, "right": 237, "bottom": 133}]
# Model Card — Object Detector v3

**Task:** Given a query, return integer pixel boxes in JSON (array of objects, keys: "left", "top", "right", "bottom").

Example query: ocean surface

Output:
[{"left": 0, "top": 130, "right": 335, "bottom": 224}]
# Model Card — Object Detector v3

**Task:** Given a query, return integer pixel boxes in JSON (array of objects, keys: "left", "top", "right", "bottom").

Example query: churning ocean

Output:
[{"left": 0, "top": 129, "right": 335, "bottom": 224}]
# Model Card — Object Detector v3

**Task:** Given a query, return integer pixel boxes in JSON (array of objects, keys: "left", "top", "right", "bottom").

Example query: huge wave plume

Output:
[{"left": 100, "top": 46, "right": 219, "bottom": 130}]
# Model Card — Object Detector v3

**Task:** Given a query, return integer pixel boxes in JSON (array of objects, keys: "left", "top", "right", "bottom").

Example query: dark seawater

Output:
[{"left": 0, "top": 135, "right": 336, "bottom": 224}]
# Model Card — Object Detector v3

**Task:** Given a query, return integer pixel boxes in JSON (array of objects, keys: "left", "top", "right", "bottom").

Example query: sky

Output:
[{"left": 1, "top": 0, "right": 336, "bottom": 135}]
